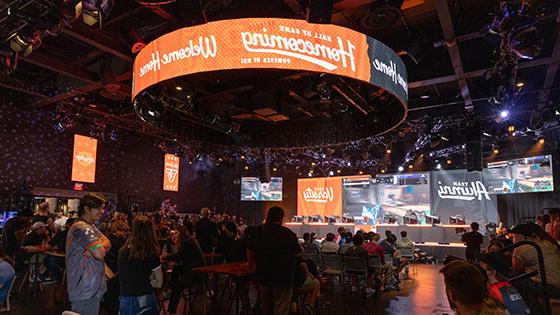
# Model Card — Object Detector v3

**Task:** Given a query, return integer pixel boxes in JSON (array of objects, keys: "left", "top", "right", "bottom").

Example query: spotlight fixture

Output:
[
  {"left": 398, "top": 166, "right": 404, "bottom": 172},
  {"left": 441, "top": 136, "right": 449, "bottom": 141},
  {"left": 515, "top": 81, "right": 524, "bottom": 88},
  {"left": 309, "top": 169, "right": 314, "bottom": 174},
  {"left": 429, "top": 152, "right": 434, "bottom": 157},
  {"left": 436, "top": 163, "right": 442, "bottom": 170},
  {"left": 537, "top": 136, "right": 545, "bottom": 144},
  {"left": 408, "top": 165, "right": 413, "bottom": 169},
  {"left": 500, "top": 110, "right": 509, "bottom": 119},
  {"left": 482, "top": 132, "right": 492, "bottom": 137},
  {"left": 336, "top": 169, "right": 341, "bottom": 174},
  {"left": 446, "top": 159, "right": 452, "bottom": 165},
  {"left": 244, "top": 165, "right": 249, "bottom": 170},
  {"left": 347, "top": 162, "right": 351, "bottom": 167},
  {"left": 7, "top": 25, "right": 42, "bottom": 57},
  {"left": 308, "top": 172, "right": 313, "bottom": 177},
  {"left": 272, "top": 167, "right": 277, "bottom": 172},
  {"left": 507, "top": 125, "right": 515, "bottom": 133},
  {"left": 380, "top": 169, "right": 386, "bottom": 174},
  {"left": 329, "top": 170, "right": 334, "bottom": 176},
  {"left": 493, "top": 147, "right": 499, "bottom": 154},
  {"left": 359, "top": 171, "right": 364, "bottom": 175},
  {"left": 386, "top": 148, "right": 392, "bottom": 154},
  {"left": 311, "top": 162, "right": 316, "bottom": 166},
  {"left": 175, "top": 86, "right": 183, "bottom": 91},
  {"left": 75, "top": 0, "right": 115, "bottom": 26}
]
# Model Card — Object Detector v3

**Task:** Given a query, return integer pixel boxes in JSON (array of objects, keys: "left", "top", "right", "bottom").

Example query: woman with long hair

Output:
[
  {"left": 103, "top": 219, "right": 131, "bottom": 315},
  {"left": 118, "top": 216, "right": 163, "bottom": 315},
  {"left": 164, "top": 224, "right": 206, "bottom": 315}
]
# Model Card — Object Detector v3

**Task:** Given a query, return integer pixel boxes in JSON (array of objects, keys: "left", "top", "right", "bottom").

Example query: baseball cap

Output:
[
  {"left": 31, "top": 221, "right": 46, "bottom": 230},
  {"left": 507, "top": 223, "right": 539, "bottom": 236}
]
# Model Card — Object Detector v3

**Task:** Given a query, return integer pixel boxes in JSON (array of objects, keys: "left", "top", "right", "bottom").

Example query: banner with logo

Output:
[
  {"left": 133, "top": 18, "right": 408, "bottom": 106},
  {"left": 431, "top": 170, "right": 498, "bottom": 224},
  {"left": 71, "top": 135, "right": 97, "bottom": 183},
  {"left": 297, "top": 177, "right": 343, "bottom": 217},
  {"left": 163, "top": 154, "right": 180, "bottom": 191}
]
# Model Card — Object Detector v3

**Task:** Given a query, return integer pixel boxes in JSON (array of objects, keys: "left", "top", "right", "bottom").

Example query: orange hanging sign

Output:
[
  {"left": 163, "top": 154, "right": 180, "bottom": 191},
  {"left": 71, "top": 135, "right": 97, "bottom": 183},
  {"left": 297, "top": 177, "right": 343, "bottom": 217}
]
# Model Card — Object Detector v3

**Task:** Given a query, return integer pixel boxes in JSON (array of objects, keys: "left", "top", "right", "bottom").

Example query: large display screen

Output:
[
  {"left": 241, "top": 177, "right": 283, "bottom": 201},
  {"left": 372, "top": 173, "right": 431, "bottom": 224},
  {"left": 485, "top": 155, "right": 554, "bottom": 194}
]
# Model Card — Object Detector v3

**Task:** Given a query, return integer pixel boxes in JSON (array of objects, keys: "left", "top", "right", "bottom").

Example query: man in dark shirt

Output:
[
  {"left": 2, "top": 208, "right": 33, "bottom": 260},
  {"left": 249, "top": 207, "right": 301, "bottom": 315},
  {"left": 194, "top": 207, "right": 219, "bottom": 253},
  {"left": 461, "top": 222, "right": 484, "bottom": 261}
]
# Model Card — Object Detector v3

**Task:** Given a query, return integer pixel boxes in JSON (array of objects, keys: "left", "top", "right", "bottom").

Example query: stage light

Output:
[
  {"left": 500, "top": 110, "right": 509, "bottom": 119},
  {"left": 7, "top": 25, "right": 41, "bottom": 57},
  {"left": 175, "top": 86, "right": 183, "bottom": 91},
  {"left": 244, "top": 165, "right": 249, "bottom": 170},
  {"left": 408, "top": 165, "right": 413, "bottom": 169},
  {"left": 75, "top": 0, "right": 114, "bottom": 26},
  {"left": 321, "top": 153, "right": 326, "bottom": 158},
  {"left": 447, "top": 159, "right": 452, "bottom": 165},
  {"left": 493, "top": 148, "right": 499, "bottom": 154},
  {"left": 329, "top": 170, "right": 334, "bottom": 176},
  {"left": 516, "top": 82, "right": 524, "bottom": 88},
  {"left": 272, "top": 167, "right": 277, "bottom": 172},
  {"left": 311, "top": 162, "right": 316, "bottom": 166},
  {"left": 386, "top": 148, "right": 392, "bottom": 154},
  {"left": 240, "top": 155, "right": 245, "bottom": 160},
  {"left": 441, "top": 136, "right": 449, "bottom": 141},
  {"left": 308, "top": 172, "right": 313, "bottom": 177},
  {"left": 538, "top": 136, "right": 545, "bottom": 144},
  {"left": 336, "top": 169, "right": 341, "bottom": 174},
  {"left": 482, "top": 132, "right": 492, "bottom": 137},
  {"left": 507, "top": 125, "right": 515, "bottom": 133},
  {"left": 398, "top": 166, "right": 404, "bottom": 172},
  {"left": 309, "top": 169, "right": 314, "bottom": 174},
  {"left": 429, "top": 152, "right": 434, "bottom": 157},
  {"left": 359, "top": 171, "right": 364, "bottom": 175},
  {"left": 347, "top": 162, "right": 351, "bottom": 166},
  {"left": 436, "top": 163, "right": 442, "bottom": 170},
  {"left": 381, "top": 169, "right": 386, "bottom": 174}
]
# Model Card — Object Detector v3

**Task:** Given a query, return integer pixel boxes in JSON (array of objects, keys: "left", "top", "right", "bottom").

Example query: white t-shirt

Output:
[
  {"left": 321, "top": 241, "right": 339, "bottom": 254},
  {"left": 54, "top": 216, "right": 68, "bottom": 231},
  {"left": 513, "top": 240, "right": 560, "bottom": 287}
]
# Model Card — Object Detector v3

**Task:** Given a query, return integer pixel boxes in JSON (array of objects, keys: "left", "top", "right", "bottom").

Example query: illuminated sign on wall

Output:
[
  {"left": 163, "top": 154, "right": 180, "bottom": 191},
  {"left": 297, "top": 177, "right": 343, "bottom": 217},
  {"left": 133, "top": 18, "right": 408, "bottom": 106},
  {"left": 71, "top": 134, "right": 97, "bottom": 183}
]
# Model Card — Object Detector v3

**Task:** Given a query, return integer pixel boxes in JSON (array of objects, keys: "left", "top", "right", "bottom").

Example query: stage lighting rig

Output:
[{"left": 75, "top": 0, "right": 115, "bottom": 26}]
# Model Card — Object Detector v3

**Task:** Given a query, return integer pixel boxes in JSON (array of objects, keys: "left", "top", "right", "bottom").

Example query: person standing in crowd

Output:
[
  {"left": 440, "top": 260, "right": 505, "bottom": 315},
  {"left": 118, "top": 216, "right": 162, "bottom": 315},
  {"left": 320, "top": 233, "right": 339, "bottom": 254},
  {"left": 54, "top": 208, "right": 68, "bottom": 232},
  {"left": 2, "top": 208, "right": 33, "bottom": 262},
  {"left": 195, "top": 207, "right": 219, "bottom": 253},
  {"left": 66, "top": 193, "right": 111, "bottom": 315},
  {"left": 249, "top": 207, "right": 301, "bottom": 315},
  {"left": 335, "top": 227, "right": 346, "bottom": 245},
  {"left": 461, "top": 222, "right": 484, "bottom": 261},
  {"left": 0, "top": 246, "right": 15, "bottom": 311},
  {"left": 478, "top": 252, "right": 531, "bottom": 314},
  {"left": 165, "top": 224, "right": 206, "bottom": 315},
  {"left": 32, "top": 202, "right": 51, "bottom": 223},
  {"left": 103, "top": 219, "right": 130, "bottom": 315},
  {"left": 216, "top": 214, "right": 237, "bottom": 262}
]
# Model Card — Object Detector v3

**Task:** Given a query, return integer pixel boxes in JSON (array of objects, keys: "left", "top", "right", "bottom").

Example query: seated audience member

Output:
[
  {"left": 229, "top": 226, "right": 262, "bottom": 313},
  {"left": 338, "top": 232, "right": 353, "bottom": 255},
  {"left": 118, "top": 216, "right": 162, "bottom": 315},
  {"left": 345, "top": 234, "right": 375, "bottom": 294},
  {"left": 509, "top": 224, "right": 560, "bottom": 298},
  {"left": 486, "top": 240, "right": 505, "bottom": 254},
  {"left": 302, "top": 233, "right": 319, "bottom": 253},
  {"left": 335, "top": 227, "right": 346, "bottom": 245},
  {"left": 0, "top": 247, "right": 15, "bottom": 311},
  {"left": 54, "top": 208, "right": 68, "bottom": 231},
  {"left": 380, "top": 233, "right": 397, "bottom": 262},
  {"left": 461, "top": 222, "right": 484, "bottom": 262},
  {"left": 293, "top": 255, "right": 320, "bottom": 312},
  {"left": 362, "top": 232, "right": 385, "bottom": 264},
  {"left": 310, "top": 233, "right": 321, "bottom": 250},
  {"left": 478, "top": 252, "right": 531, "bottom": 314},
  {"left": 396, "top": 231, "right": 415, "bottom": 278},
  {"left": 20, "top": 222, "right": 53, "bottom": 280},
  {"left": 320, "top": 233, "right": 339, "bottom": 254},
  {"left": 248, "top": 207, "right": 301, "bottom": 315},
  {"left": 440, "top": 260, "right": 506, "bottom": 315},
  {"left": 2, "top": 209, "right": 33, "bottom": 264},
  {"left": 165, "top": 224, "right": 206, "bottom": 315}
]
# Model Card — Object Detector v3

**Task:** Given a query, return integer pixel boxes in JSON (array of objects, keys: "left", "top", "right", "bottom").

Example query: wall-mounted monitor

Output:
[
  {"left": 240, "top": 177, "right": 283, "bottom": 201},
  {"left": 485, "top": 155, "right": 554, "bottom": 194}
]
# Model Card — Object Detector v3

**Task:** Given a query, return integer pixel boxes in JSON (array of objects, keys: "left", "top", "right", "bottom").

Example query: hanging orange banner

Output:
[
  {"left": 297, "top": 177, "right": 343, "bottom": 217},
  {"left": 71, "top": 135, "right": 97, "bottom": 183},
  {"left": 132, "top": 18, "right": 408, "bottom": 106},
  {"left": 163, "top": 154, "right": 180, "bottom": 191}
]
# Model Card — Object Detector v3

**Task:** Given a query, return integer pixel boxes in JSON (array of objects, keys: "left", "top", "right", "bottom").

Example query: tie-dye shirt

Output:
[{"left": 66, "top": 220, "right": 107, "bottom": 302}]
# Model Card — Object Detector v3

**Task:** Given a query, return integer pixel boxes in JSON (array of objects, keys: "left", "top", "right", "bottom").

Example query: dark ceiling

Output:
[{"left": 0, "top": 0, "right": 559, "bottom": 172}]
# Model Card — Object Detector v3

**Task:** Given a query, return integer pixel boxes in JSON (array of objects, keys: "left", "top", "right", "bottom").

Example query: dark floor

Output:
[{"left": 9, "top": 264, "right": 452, "bottom": 315}]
